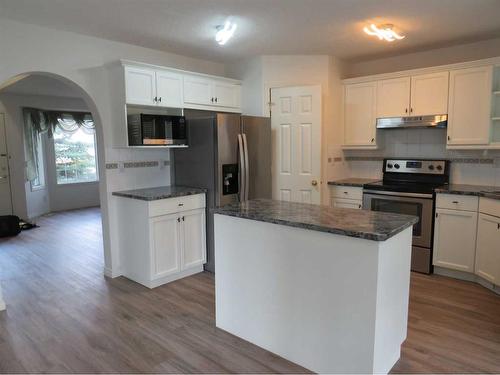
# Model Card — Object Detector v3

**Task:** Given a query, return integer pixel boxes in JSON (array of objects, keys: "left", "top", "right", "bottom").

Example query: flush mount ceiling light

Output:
[
  {"left": 363, "top": 23, "right": 405, "bottom": 42},
  {"left": 215, "top": 20, "right": 237, "bottom": 45}
]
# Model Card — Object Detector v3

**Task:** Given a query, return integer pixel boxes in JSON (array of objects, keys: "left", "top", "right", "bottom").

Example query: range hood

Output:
[{"left": 376, "top": 114, "right": 447, "bottom": 129}]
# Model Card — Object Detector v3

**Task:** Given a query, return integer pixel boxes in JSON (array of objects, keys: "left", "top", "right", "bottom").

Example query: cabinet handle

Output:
[
  {"left": 371, "top": 138, "right": 375, "bottom": 143},
  {"left": 447, "top": 135, "right": 451, "bottom": 141},
  {"left": 215, "top": 97, "right": 218, "bottom": 103},
  {"left": 182, "top": 216, "right": 185, "bottom": 221},
  {"left": 211, "top": 97, "right": 214, "bottom": 103},
  {"left": 452, "top": 201, "right": 459, "bottom": 204},
  {"left": 497, "top": 223, "right": 500, "bottom": 230},
  {"left": 405, "top": 108, "right": 408, "bottom": 114},
  {"left": 435, "top": 212, "right": 438, "bottom": 218},
  {"left": 358, "top": 204, "right": 362, "bottom": 209},
  {"left": 177, "top": 217, "right": 181, "bottom": 223},
  {"left": 158, "top": 97, "right": 162, "bottom": 102},
  {"left": 343, "top": 191, "right": 348, "bottom": 194},
  {"left": 153, "top": 96, "right": 157, "bottom": 102},
  {"left": 410, "top": 107, "right": 413, "bottom": 113},
  {"left": 178, "top": 203, "right": 184, "bottom": 206}
]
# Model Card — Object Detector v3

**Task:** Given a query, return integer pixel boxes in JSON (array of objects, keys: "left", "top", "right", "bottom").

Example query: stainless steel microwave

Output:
[{"left": 127, "top": 114, "right": 187, "bottom": 146}]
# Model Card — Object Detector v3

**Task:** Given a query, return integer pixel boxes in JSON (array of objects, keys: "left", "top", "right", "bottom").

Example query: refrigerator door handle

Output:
[
  {"left": 237, "top": 134, "right": 245, "bottom": 202},
  {"left": 242, "top": 133, "right": 250, "bottom": 201}
]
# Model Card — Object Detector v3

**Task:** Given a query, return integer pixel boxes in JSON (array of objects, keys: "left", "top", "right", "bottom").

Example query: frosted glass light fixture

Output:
[
  {"left": 215, "top": 21, "right": 237, "bottom": 45},
  {"left": 363, "top": 24, "right": 405, "bottom": 42}
]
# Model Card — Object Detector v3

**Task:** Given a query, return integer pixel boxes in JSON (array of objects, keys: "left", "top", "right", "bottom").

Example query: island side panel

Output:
[
  {"left": 373, "top": 227, "right": 412, "bottom": 374},
  {"left": 214, "top": 214, "right": 382, "bottom": 374}
]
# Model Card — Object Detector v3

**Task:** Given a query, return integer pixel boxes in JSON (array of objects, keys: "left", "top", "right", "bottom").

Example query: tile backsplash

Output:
[{"left": 334, "top": 128, "right": 500, "bottom": 186}]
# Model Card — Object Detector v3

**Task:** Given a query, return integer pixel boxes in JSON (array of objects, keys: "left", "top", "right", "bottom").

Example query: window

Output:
[
  {"left": 53, "top": 126, "right": 98, "bottom": 184},
  {"left": 30, "top": 133, "right": 46, "bottom": 190}
]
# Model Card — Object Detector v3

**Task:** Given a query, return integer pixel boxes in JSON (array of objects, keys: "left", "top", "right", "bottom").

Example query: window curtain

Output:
[{"left": 23, "top": 107, "right": 95, "bottom": 182}]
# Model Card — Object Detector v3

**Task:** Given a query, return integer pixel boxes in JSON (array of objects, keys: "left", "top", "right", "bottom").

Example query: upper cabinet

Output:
[
  {"left": 184, "top": 76, "right": 241, "bottom": 109},
  {"left": 343, "top": 82, "right": 377, "bottom": 148},
  {"left": 410, "top": 72, "right": 449, "bottom": 116},
  {"left": 447, "top": 66, "right": 493, "bottom": 146},
  {"left": 375, "top": 72, "right": 448, "bottom": 118},
  {"left": 376, "top": 77, "right": 411, "bottom": 118},
  {"left": 124, "top": 66, "right": 157, "bottom": 106},
  {"left": 155, "top": 70, "right": 184, "bottom": 108}
]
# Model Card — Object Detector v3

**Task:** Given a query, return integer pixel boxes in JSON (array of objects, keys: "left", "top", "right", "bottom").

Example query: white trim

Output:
[
  {"left": 103, "top": 266, "right": 122, "bottom": 278},
  {"left": 434, "top": 266, "right": 500, "bottom": 296},
  {"left": 342, "top": 56, "right": 500, "bottom": 84}
]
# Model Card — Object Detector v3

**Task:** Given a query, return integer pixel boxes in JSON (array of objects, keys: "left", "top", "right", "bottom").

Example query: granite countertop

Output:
[
  {"left": 213, "top": 199, "right": 418, "bottom": 241},
  {"left": 327, "top": 178, "right": 380, "bottom": 187},
  {"left": 112, "top": 185, "right": 206, "bottom": 201},
  {"left": 435, "top": 184, "right": 500, "bottom": 200}
]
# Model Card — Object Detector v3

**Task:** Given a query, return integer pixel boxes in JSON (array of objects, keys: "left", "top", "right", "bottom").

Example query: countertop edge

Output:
[{"left": 112, "top": 187, "right": 206, "bottom": 201}]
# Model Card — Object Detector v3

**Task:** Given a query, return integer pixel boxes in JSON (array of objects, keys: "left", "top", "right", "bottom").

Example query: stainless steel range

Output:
[{"left": 363, "top": 159, "right": 450, "bottom": 274}]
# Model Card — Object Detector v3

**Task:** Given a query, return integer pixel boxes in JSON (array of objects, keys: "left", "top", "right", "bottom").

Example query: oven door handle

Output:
[{"left": 362, "top": 189, "right": 433, "bottom": 199}]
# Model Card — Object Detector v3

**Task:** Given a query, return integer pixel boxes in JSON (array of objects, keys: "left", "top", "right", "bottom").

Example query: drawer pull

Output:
[
  {"left": 343, "top": 191, "right": 348, "bottom": 194},
  {"left": 178, "top": 203, "right": 184, "bottom": 206},
  {"left": 452, "top": 201, "right": 459, "bottom": 204}
]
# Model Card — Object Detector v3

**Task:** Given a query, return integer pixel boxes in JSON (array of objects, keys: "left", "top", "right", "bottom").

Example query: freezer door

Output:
[
  {"left": 216, "top": 113, "right": 241, "bottom": 206},
  {"left": 241, "top": 116, "right": 272, "bottom": 200}
]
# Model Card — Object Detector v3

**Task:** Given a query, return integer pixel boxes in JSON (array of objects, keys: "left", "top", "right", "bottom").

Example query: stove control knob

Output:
[
  {"left": 387, "top": 163, "right": 393, "bottom": 169},
  {"left": 428, "top": 165, "right": 435, "bottom": 171},
  {"left": 436, "top": 165, "right": 443, "bottom": 171},
  {"left": 394, "top": 163, "right": 400, "bottom": 169}
]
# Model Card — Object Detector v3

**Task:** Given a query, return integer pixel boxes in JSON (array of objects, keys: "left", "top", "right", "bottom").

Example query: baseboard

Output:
[
  {"left": 434, "top": 266, "right": 500, "bottom": 296},
  {"left": 0, "top": 299, "right": 5, "bottom": 311},
  {"left": 103, "top": 266, "right": 122, "bottom": 278}
]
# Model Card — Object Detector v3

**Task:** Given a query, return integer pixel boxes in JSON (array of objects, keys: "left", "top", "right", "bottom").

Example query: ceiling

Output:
[
  {"left": 1, "top": 0, "right": 500, "bottom": 63},
  {"left": 0, "top": 75, "right": 82, "bottom": 98}
]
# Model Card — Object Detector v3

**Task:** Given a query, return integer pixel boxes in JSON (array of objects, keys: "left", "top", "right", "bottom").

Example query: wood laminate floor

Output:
[{"left": 0, "top": 208, "right": 499, "bottom": 373}]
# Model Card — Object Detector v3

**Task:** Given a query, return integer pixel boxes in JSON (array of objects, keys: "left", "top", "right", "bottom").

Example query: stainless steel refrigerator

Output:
[{"left": 173, "top": 109, "right": 271, "bottom": 273}]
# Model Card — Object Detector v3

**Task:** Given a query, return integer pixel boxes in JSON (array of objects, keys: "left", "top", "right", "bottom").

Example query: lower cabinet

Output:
[
  {"left": 475, "top": 213, "right": 500, "bottom": 284},
  {"left": 433, "top": 208, "right": 478, "bottom": 272},
  {"left": 117, "top": 193, "right": 206, "bottom": 288}
]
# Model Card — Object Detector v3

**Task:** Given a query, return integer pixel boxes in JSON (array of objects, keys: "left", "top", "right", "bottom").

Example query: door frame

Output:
[{"left": 0, "top": 112, "right": 14, "bottom": 215}]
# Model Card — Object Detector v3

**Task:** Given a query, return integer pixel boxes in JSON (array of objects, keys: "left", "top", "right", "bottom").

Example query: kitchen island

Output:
[{"left": 213, "top": 199, "right": 418, "bottom": 374}]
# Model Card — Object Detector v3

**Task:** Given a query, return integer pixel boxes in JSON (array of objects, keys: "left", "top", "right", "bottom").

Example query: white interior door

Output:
[
  {"left": 271, "top": 85, "right": 321, "bottom": 204},
  {"left": 0, "top": 114, "right": 13, "bottom": 215}
]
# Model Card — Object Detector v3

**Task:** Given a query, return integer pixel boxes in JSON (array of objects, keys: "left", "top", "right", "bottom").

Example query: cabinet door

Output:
[
  {"left": 212, "top": 81, "right": 241, "bottom": 108},
  {"left": 183, "top": 76, "right": 213, "bottom": 106},
  {"left": 376, "top": 77, "right": 411, "bottom": 118},
  {"left": 433, "top": 208, "right": 478, "bottom": 272},
  {"left": 331, "top": 198, "right": 362, "bottom": 210},
  {"left": 150, "top": 213, "right": 181, "bottom": 278},
  {"left": 447, "top": 66, "right": 492, "bottom": 145},
  {"left": 343, "top": 82, "right": 377, "bottom": 146},
  {"left": 410, "top": 72, "right": 449, "bottom": 116},
  {"left": 155, "top": 70, "right": 183, "bottom": 108},
  {"left": 475, "top": 213, "right": 500, "bottom": 284},
  {"left": 180, "top": 209, "right": 206, "bottom": 270},
  {"left": 124, "top": 66, "right": 157, "bottom": 106}
]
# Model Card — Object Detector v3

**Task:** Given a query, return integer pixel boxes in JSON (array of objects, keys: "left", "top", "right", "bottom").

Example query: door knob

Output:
[{"left": 311, "top": 180, "right": 318, "bottom": 186}]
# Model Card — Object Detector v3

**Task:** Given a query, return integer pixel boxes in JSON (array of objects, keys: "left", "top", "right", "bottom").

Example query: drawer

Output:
[
  {"left": 331, "top": 197, "right": 363, "bottom": 210},
  {"left": 479, "top": 197, "right": 500, "bottom": 218},
  {"left": 331, "top": 186, "right": 363, "bottom": 200},
  {"left": 436, "top": 193, "right": 478, "bottom": 212},
  {"left": 148, "top": 193, "right": 206, "bottom": 217}
]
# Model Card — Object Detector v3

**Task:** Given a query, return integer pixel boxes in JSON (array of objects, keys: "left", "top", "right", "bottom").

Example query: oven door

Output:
[{"left": 363, "top": 191, "right": 433, "bottom": 248}]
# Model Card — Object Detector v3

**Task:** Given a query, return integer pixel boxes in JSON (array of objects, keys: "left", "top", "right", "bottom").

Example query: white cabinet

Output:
[
  {"left": 330, "top": 186, "right": 363, "bottom": 209},
  {"left": 183, "top": 75, "right": 241, "bottom": 109},
  {"left": 331, "top": 198, "right": 362, "bottom": 209},
  {"left": 117, "top": 193, "right": 206, "bottom": 288},
  {"left": 124, "top": 66, "right": 183, "bottom": 107},
  {"left": 343, "top": 82, "right": 377, "bottom": 148},
  {"left": 475, "top": 213, "right": 500, "bottom": 285},
  {"left": 155, "top": 70, "right": 184, "bottom": 108},
  {"left": 124, "top": 66, "right": 156, "bottom": 106},
  {"left": 447, "top": 66, "right": 493, "bottom": 146},
  {"left": 376, "top": 77, "right": 411, "bottom": 118},
  {"left": 433, "top": 207, "right": 478, "bottom": 272},
  {"left": 410, "top": 72, "right": 449, "bottom": 116},
  {"left": 376, "top": 72, "right": 448, "bottom": 118}
]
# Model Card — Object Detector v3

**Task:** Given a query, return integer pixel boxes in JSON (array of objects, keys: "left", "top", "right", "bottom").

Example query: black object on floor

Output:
[
  {"left": 19, "top": 220, "right": 38, "bottom": 231},
  {"left": 0, "top": 215, "right": 21, "bottom": 238}
]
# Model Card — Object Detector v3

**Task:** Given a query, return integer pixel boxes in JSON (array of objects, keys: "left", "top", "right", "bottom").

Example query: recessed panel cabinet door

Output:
[
  {"left": 475, "top": 213, "right": 500, "bottom": 285},
  {"left": 343, "top": 82, "right": 377, "bottom": 146},
  {"left": 331, "top": 198, "right": 362, "bottom": 209},
  {"left": 183, "top": 76, "right": 213, "bottom": 106},
  {"left": 376, "top": 77, "right": 411, "bottom": 118},
  {"left": 410, "top": 71, "right": 449, "bottom": 115},
  {"left": 447, "top": 66, "right": 492, "bottom": 145},
  {"left": 155, "top": 70, "right": 183, "bottom": 108},
  {"left": 150, "top": 213, "right": 181, "bottom": 278},
  {"left": 125, "top": 66, "right": 156, "bottom": 106},
  {"left": 181, "top": 209, "right": 206, "bottom": 269},
  {"left": 433, "top": 208, "right": 478, "bottom": 272},
  {"left": 212, "top": 81, "right": 240, "bottom": 108}
]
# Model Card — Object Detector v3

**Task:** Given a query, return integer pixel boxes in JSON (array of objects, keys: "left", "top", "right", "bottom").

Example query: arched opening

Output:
[{"left": 0, "top": 72, "right": 107, "bottom": 292}]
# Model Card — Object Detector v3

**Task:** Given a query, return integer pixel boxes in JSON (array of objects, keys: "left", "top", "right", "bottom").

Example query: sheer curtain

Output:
[{"left": 22, "top": 108, "right": 95, "bottom": 182}]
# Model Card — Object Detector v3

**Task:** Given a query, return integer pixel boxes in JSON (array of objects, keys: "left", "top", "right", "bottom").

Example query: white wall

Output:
[
  {"left": 345, "top": 37, "right": 500, "bottom": 78},
  {"left": 0, "top": 18, "right": 226, "bottom": 276}
]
